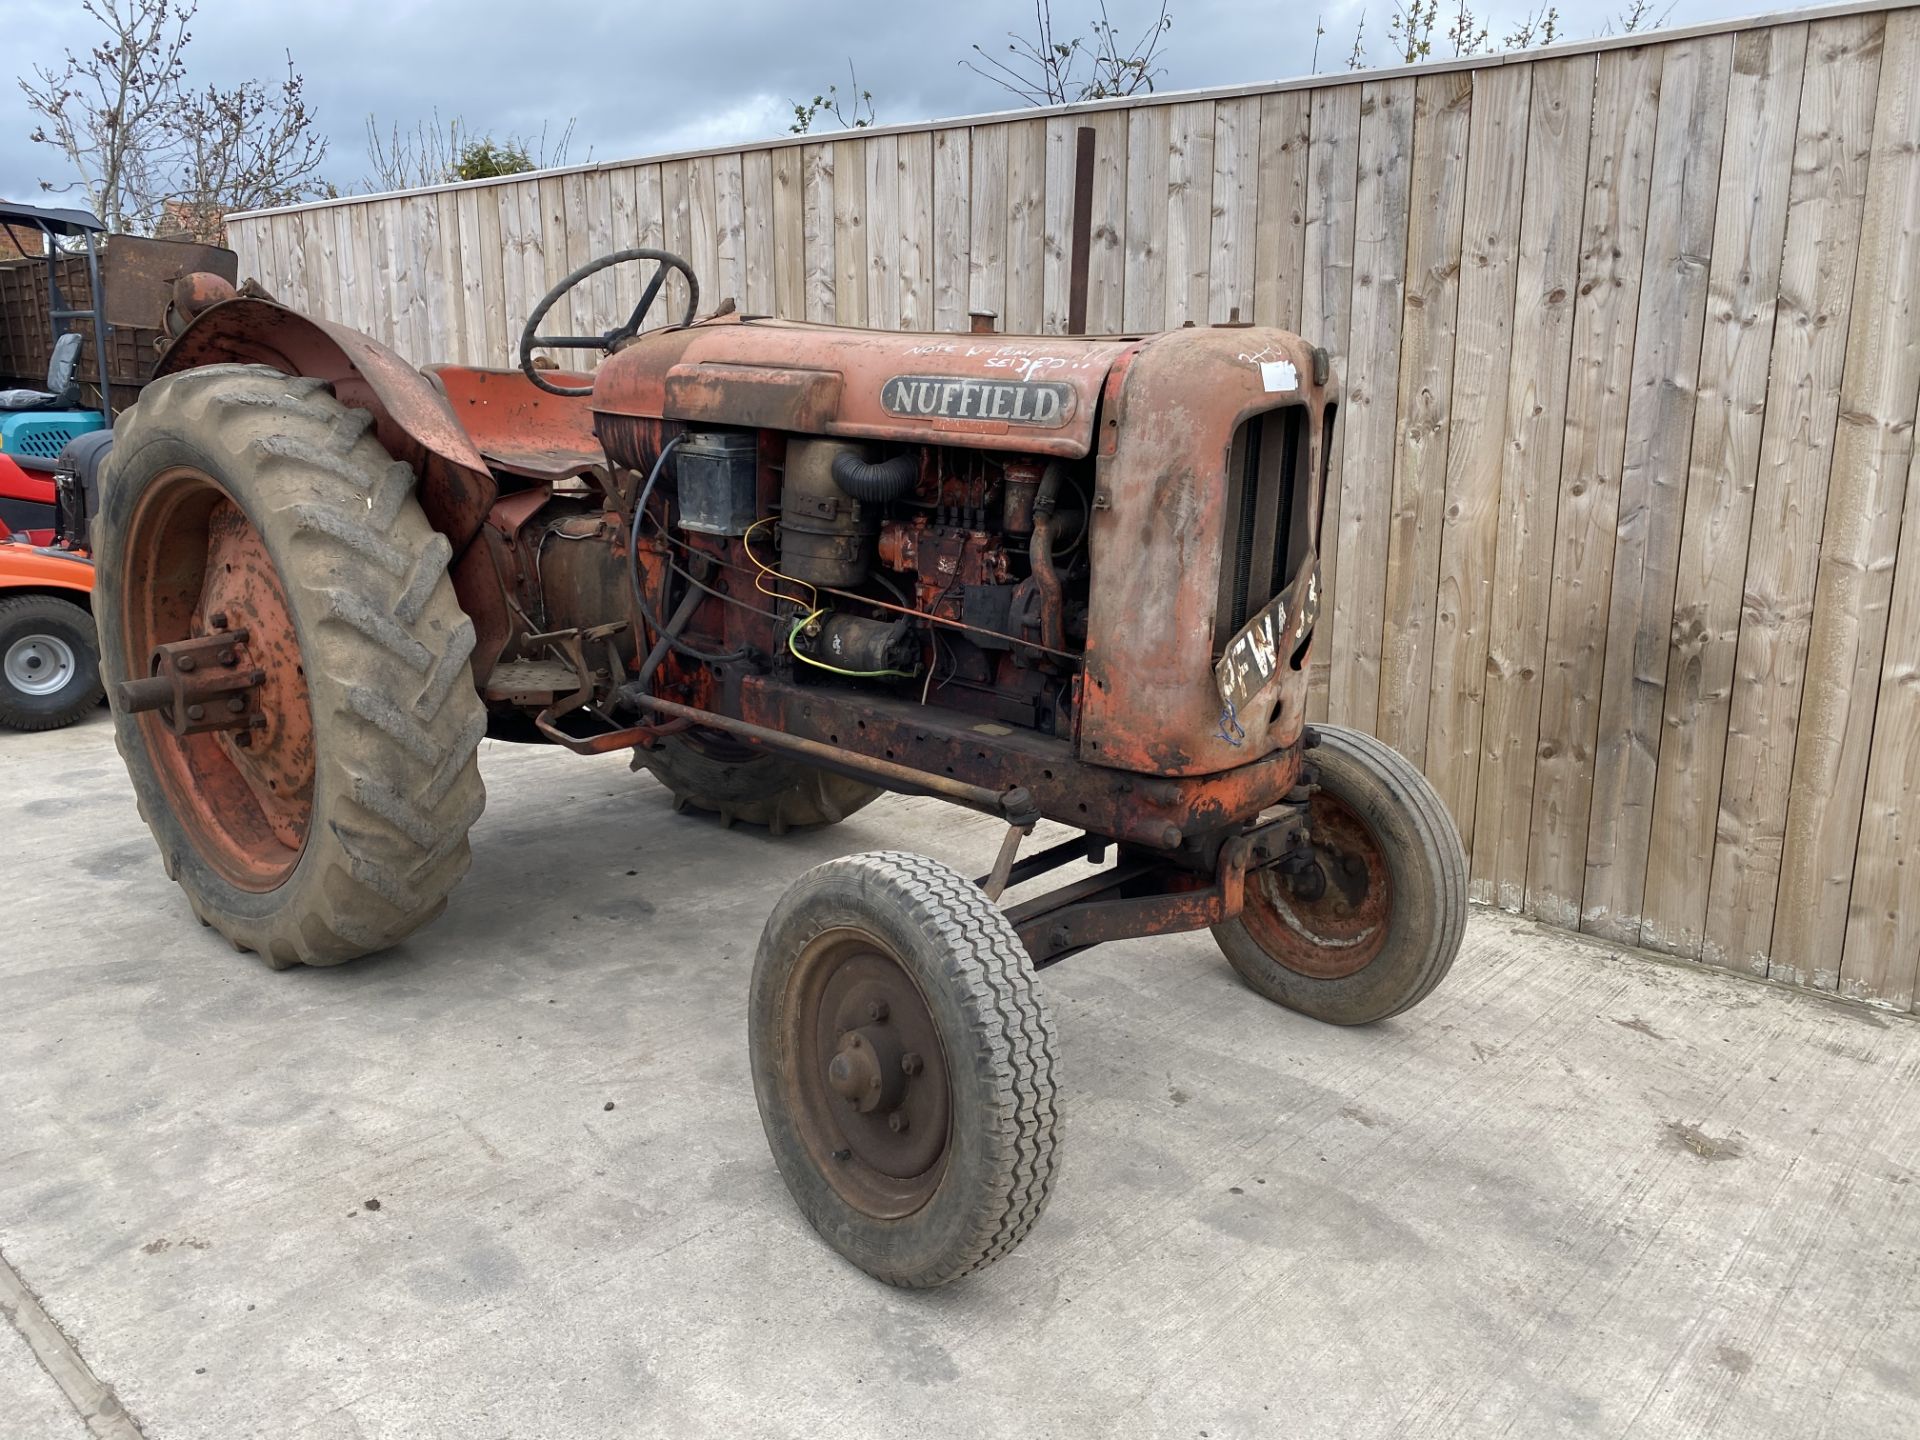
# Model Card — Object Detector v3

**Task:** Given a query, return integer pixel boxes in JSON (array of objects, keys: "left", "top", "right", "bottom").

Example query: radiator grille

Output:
[{"left": 1214, "top": 405, "right": 1309, "bottom": 652}]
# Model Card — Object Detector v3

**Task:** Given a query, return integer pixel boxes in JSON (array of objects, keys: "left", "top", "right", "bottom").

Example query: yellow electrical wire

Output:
[{"left": 743, "top": 516, "right": 916, "bottom": 679}]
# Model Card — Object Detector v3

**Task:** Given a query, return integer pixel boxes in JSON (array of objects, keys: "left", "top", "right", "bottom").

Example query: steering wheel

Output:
[{"left": 518, "top": 248, "right": 701, "bottom": 397}]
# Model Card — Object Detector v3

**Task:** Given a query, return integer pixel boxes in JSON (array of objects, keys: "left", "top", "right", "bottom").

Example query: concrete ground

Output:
[{"left": 2, "top": 713, "right": 1916, "bottom": 1440}]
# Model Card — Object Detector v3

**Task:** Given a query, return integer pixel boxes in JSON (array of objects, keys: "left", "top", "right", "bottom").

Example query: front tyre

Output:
[
  {"left": 749, "top": 851, "right": 1060, "bottom": 1286},
  {"left": 1213, "top": 725, "right": 1466, "bottom": 1024},
  {"left": 95, "top": 365, "right": 487, "bottom": 967}
]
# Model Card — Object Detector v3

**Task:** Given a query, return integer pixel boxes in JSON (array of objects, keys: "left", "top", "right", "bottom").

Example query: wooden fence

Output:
[{"left": 227, "top": 1, "right": 1920, "bottom": 1012}]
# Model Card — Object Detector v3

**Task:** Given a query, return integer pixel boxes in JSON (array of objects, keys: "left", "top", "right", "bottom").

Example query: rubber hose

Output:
[{"left": 830, "top": 449, "right": 920, "bottom": 503}]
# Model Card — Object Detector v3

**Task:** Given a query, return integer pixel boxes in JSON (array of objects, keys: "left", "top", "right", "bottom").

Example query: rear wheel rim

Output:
[
  {"left": 1239, "top": 789, "right": 1392, "bottom": 979},
  {"left": 4, "top": 634, "right": 77, "bottom": 696},
  {"left": 779, "top": 926, "right": 951, "bottom": 1219},
  {"left": 121, "top": 465, "right": 316, "bottom": 892}
]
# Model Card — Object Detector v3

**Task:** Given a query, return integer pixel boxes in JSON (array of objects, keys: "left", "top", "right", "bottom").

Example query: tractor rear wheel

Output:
[
  {"left": 0, "top": 593, "right": 103, "bottom": 731},
  {"left": 633, "top": 732, "right": 879, "bottom": 834},
  {"left": 1213, "top": 724, "right": 1465, "bottom": 1024},
  {"left": 95, "top": 364, "right": 487, "bottom": 967},
  {"left": 750, "top": 851, "right": 1059, "bottom": 1286}
]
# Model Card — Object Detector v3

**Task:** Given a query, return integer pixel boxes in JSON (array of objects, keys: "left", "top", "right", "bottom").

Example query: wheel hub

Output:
[{"left": 4, "top": 634, "right": 76, "bottom": 696}]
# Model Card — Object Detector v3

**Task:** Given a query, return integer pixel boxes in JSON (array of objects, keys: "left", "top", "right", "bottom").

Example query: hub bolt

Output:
[
  {"left": 888, "top": 1112, "right": 910, "bottom": 1133},
  {"left": 867, "top": 1000, "right": 889, "bottom": 1023},
  {"left": 901, "top": 1052, "right": 923, "bottom": 1077}
]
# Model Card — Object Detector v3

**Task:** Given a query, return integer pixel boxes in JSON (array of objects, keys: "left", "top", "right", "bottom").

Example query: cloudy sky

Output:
[{"left": 2, "top": 0, "right": 1772, "bottom": 208}]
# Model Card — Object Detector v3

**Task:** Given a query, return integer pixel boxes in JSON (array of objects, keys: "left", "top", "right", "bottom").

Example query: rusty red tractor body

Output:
[{"left": 94, "top": 254, "right": 1465, "bottom": 1286}]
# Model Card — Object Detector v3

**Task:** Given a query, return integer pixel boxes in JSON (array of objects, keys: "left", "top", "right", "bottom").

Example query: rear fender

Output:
[{"left": 155, "top": 297, "right": 498, "bottom": 552}]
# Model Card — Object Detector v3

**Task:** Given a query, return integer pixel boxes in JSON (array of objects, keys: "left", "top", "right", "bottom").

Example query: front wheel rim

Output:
[
  {"left": 4, "top": 634, "right": 78, "bottom": 696},
  {"left": 120, "top": 465, "right": 316, "bottom": 893},
  {"left": 1239, "top": 789, "right": 1393, "bottom": 979},
  {"left": 779, "top": 926, "right": 952, "bottom": 1219}
]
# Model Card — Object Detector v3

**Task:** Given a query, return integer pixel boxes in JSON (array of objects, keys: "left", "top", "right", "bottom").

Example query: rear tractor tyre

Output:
[
  {"left": 750, "top": 851, "right": 1060, "bottom": 1286},
  {"left": 1213, "top": 724, "right": 1465, "bottom": 1025},
  {"left": 95, "top": 364, "right": 487, "bottom": 968},
  {"left": 633, "top": 733, "right": 879, "bottom": 834},
  {"left": 0, "top": 594, "right": 103, "bottom": 731}
]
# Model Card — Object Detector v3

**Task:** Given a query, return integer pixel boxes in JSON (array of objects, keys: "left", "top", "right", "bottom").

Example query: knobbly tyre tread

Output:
[
  {"left": 1214, "top": 724, "right": 1466, "bottom": 1024},
  {"left": 0, "top": 593, "right": 104, "bottom": 731},
  {"left": 633, "top": 735, "right": 880, "bottom": 834},
  {"left": 96, "top": 364, "right": 486, "bottom": 968},
  {"left": 751, "top": 850, "right": 1060, "bottom": 1286}
]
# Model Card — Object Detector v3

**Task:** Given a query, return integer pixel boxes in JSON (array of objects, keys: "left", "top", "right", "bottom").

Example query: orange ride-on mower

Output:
[
  {"left": 94, "top": 256, "right": 1465, "bottom": 1285},
  {"left": 0, "top": 435, "right": 110, "bottom": 730}
]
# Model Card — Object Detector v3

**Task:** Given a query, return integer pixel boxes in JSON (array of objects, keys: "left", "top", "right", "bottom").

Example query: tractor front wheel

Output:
[
  {"left": 95, "top": 364, "right": 487, "bottom": 967},
  {"left": 750, "top": 851, "right": 1059, "bottom": 1286},
  {"left": 1213, "top": 724, "right": 1466, "bottom": 1024}
]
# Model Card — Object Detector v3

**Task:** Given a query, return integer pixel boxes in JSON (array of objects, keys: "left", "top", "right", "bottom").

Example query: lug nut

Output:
[
  {"left": 248, "top": 668, "right": 266, "bottom": 686},
  {"left": 867, "top": 1000, "right": 889, "bottom": 1023},
  {"left": 219, "top": 648, "right": 237, "bottom": 667},
  {"left": 888, "top": 1112, "right": 909, "bottom": 1133},
  {"left": 209, "top": 612, "right": 228, "bottom": 630},
  {"left": 901, "top": 1053, "right": 923, "bottom": 1077}
]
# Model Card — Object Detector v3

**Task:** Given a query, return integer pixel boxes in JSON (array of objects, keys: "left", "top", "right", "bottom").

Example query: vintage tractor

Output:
[{"left": 93, "top": 250, "right": 1465, "bottom": 1286}]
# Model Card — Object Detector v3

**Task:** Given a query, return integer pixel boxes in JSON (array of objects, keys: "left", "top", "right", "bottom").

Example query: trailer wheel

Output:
[
  {"left": 634, "top": 732, "right": 879, "bottom": 834},
  {"left": 0, "top": 594, "right": 103, "bottom": 731},
  {"left": 94, "top": 365, "right": 487, "bottom": 968},
  {"left": 1213, "top": 725, "right": 1465, "bottom": 1025},
  {"left": 750, "top": 851, "right": 1059, "bottom": 1286}
]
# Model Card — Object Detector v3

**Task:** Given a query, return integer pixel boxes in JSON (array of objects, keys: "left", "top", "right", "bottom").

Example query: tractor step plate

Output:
[{"left": 482, "top": 659, "right": 581, "bottom": 703}]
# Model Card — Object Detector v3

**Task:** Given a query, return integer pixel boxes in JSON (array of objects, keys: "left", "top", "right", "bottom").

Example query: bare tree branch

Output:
[{"left": 963, "top": 1, "right": 1173, "bottom": 106}]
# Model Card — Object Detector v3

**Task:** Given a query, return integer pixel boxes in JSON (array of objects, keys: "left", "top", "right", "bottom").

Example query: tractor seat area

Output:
[
  {"left": 0, "top": 334, "right": 103, "bottom": 470},
  {"left": 0, "top": 332, "right": 83, "bottom": 412}
]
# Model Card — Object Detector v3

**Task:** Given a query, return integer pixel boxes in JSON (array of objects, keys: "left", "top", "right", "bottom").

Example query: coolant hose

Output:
[
  {"left": 830, "top": 449, "right": 919, "bottom": 503},
  {"left": 1026, "top": 462, "right": 1066, "bottom": 653}
]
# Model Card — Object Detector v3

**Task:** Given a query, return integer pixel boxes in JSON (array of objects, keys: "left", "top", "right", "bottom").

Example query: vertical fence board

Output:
[
  {"left": 1163, "top": 101, "right": 1217, "bottom": 329},
  {"left": 1005, "top": 119, "right": 1048, "bottom": 332},
  {"left": 1085, "top": 110, "right": 1130, "bottom": 333},
  {"left": 771, "top": 147, "right": 805, "bottom": 319},
  {"left": 1472, "top": 56, "right": 1594, "bottom": 909},
  {"left": 899, "top": 132, "right": 935, "bottom": 329},
  {"left": 1328, "top": 78, "right": 1416, "bottom": 731},
  {"left": 1705, "top": 12, "right": 1885, "bottom": 976},
  {"left": 1209, "top": 96, "right": 1261, "bottom": 323},
  {"left": 1301, "top": 83, "right": 1363, "bottom": 724},
  {"left": 1426, "top": 63, "right": 1534, "bottom": 856},
  {"left": 802, "top": 144, "right": 836, "bottom": 322},
  {"left": 864, "top": 134, "right": 900, "bottom": 328},
  {"left": 1252, "top": 91, "right": 1311, "bottom": 330},
  {"left": 969, "top": 125, "right": 1010, "bottom": 325},
  {"left": 1377, "top": 70, "right": 1473, "bottom": 768},
  {"left": 1640, "top": 24, "right": 1809, "bottom": 957},
  {"left": 832, "top": 140, "right": 867, "bottom": 326},
  {"left": 1775, "top": 7, "right": 1920, "bottom": 991},
  {"left": 1123, "top": 105, "right": 1172, "bottom": 333},
  {"left": 1525, "top": 45, "right": 1662, "bottom": 929},
  {"left": 1843, "top": 436, "right": 1920, "bottom": 1010},
  {"left": 1580, "top": 34, "right": 1733, "bottom": 945},
  {"left": 1043, "top": 117, "right": 1077, "bottom": 333},
  {"left": 933, "top": 129, "right": 971, "bottom": 331}
]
